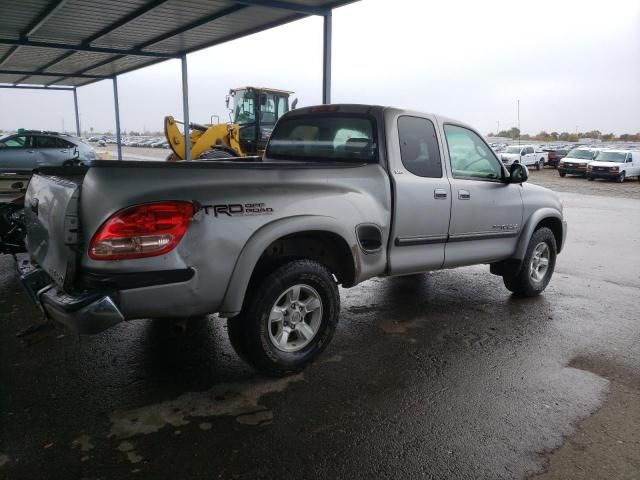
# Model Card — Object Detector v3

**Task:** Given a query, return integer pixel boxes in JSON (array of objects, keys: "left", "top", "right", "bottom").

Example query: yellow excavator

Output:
[{"left": 164, "top": 86, "right": 296, "bottom": 160}]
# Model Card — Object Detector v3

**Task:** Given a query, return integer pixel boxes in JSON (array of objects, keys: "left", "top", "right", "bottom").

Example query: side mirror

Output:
[
  {"left": 225, "top": 95, "right": 230, "bottom": 109},
  {"left": 509, "top": 162, "right": 528, "bottom": 183},
  {"left": 291, "top": 98, "right": 298, "bottom": 110}
]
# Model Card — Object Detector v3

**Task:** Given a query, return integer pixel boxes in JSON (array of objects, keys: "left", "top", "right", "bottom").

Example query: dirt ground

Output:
[
  {"left": 531, "top": 355, "right": 640, "bottom": 480},
  {"left": 528, "top": 167, "right": 640, "bottom": 200}
]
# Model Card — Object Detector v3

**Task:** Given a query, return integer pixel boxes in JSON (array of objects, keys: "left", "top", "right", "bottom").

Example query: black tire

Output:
[
  {"left": 588, "top": 175, "right": 594, "bottom": 181},
  {"left": 503, "top": 227, "right": 557, "bottom": 297},
  {"left": 559, "top": 172, "right": 566, "bottom": 177},
  {"left": 198, "top": 148, "right": 237, "bottom": 160},
  {"left": 227, "top": 259, "right": 340, "bottom": 376},
  {"left": 617, "top": 172, "right": 625, "bottom": 183},
  {"left": 536, "top": 160, "right": 543, "bottom": 171}
]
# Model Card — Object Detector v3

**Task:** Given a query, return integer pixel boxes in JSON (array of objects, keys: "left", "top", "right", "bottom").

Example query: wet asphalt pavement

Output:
[{"left": 1, "top": 178, "right": 639, "bottom": 479}]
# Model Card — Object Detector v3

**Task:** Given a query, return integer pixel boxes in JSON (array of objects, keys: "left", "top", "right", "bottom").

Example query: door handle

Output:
[
  {"left": 60, "top": 150, "right": 68, "bottom": 153},
  {"left": 27, "top": 150, "right": 35, "bottom": 153},
  {"left": 434, "top": 189, "right": 448, "bottom": 200},
  {"left": 458, "top": 189, "right": 471, "bottom": 200}
]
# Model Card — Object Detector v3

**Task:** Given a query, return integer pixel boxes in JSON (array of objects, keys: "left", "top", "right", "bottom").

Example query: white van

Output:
[{"left": 587, "top": 150, "right": 640, "bottom": 183}]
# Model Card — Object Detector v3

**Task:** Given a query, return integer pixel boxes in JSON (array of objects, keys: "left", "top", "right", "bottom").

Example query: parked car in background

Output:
[
  {"left": 500, "top": 145, "right": 548, "bottom": 170},
  {"left": 0, "top": 131, "right": 96, "bottom": 173},
  {"left": 557, "top": 148, "right": 598, "bottom": 177},
  {"left": 543, "top": 148, "right": 568, "bottom": 168},
  {"left": 587, "top": 150, "right": 640, "bottom": 183}
]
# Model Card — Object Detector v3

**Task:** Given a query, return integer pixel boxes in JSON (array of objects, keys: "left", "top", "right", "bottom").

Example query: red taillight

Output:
[{"left": 89, "top": 201, "right": 194, "bottom": 260}]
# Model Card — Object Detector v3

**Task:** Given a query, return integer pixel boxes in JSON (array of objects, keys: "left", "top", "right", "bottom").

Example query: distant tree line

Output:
[{"left": 487, "top": 127, "right": 640, "bottom": 142}]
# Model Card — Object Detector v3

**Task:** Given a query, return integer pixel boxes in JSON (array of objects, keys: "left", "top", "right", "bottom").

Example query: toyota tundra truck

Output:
[{"left": 19, "top": 105, "right": 567, "bottom": 375}]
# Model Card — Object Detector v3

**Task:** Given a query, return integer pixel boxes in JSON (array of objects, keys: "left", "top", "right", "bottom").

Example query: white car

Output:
[
  {"left": 557, "top": 148, "right": 598, "bottom": 177},
  {"left": 588, "top": 150, "right": 640, "bottom": 183},
  {"left": 500, "top": 145, "right": 548, "bottom": 170}
]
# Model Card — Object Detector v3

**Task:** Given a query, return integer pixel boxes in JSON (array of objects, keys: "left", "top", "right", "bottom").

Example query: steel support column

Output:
[
  {"left": 73, "top": 87, "right": 81, "bottom": 137},
  {"left": 181, "top": 54, "right": 191, "bottom": 160},
  {"left": 112, "top": 77, "right": 122, "bottom": 160},
  {"left": 322, "top": 12, "right": 332, "bottom": 104}
]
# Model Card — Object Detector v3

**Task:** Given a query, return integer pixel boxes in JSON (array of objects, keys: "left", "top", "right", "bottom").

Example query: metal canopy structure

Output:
[{"left": 0, "top": 0, "right": 356, "bottom": 159}]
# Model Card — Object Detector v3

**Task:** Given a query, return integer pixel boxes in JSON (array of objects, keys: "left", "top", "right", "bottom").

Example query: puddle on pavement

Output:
[
  {"left": 70, "top": 434, "right": 94, "bottom": 452},
  {"left": 109, "top": 374, "right": 303, "bottom": 439}
]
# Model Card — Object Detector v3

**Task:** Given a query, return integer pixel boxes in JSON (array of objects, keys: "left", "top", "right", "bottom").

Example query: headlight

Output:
[{"left": 559, "top": 199, "right": 564, "bottom": 212}]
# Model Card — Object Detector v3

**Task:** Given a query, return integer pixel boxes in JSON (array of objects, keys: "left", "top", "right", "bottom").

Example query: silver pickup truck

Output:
[{"left": 19, "top": 104, "right": 566, "bottom": 375}]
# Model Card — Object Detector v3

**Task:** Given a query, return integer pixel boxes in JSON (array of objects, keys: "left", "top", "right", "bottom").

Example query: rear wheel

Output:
[
  {"left": 588, "top": 175, "right": 594, "bottom": 181},
  {"left": 503, "top": 227, "right": 557, "bottom": 297},
  {"left": 536, "top": 160, "right": 543, "bottom": 171},
  {"left": 559, "top": 171, "right": 566, "bottom": 177},
  {"left": 227, "top": 259, "right": 340, "bottom": 376}
]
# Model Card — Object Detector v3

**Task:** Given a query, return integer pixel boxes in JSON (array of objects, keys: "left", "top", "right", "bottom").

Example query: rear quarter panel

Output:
[{"left": 80, "top": 162, "right": 391, "bottom": 317}]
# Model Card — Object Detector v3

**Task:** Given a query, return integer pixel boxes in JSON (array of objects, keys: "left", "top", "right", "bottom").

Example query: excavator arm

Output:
[{"left": 164, "top": 115, "right": 239, "bottom": 160}]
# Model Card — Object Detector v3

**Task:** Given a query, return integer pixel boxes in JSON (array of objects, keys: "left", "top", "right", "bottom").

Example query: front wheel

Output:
[
  {"left": 227, "top": 259, "right": 340, "bottom": 376},
  {"left": 617, "top": 172, "right": 625, "bottom": 183},
  {"left": 559, "top": 171, "right": 566, "bottom": 177},
  {"left": 503, "top": 227, "right": 557, "bottom": 297}
]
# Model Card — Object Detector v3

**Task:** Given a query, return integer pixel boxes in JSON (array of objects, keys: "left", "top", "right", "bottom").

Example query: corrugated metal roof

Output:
[{"left": 0, "top": 0, "right": 355, "bottom": 88}]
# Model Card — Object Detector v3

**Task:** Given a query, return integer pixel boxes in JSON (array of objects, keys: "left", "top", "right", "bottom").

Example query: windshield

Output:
[
  {"left": 233, "top": 90, "right": 256, "bottom": 125},
  {"left": 566, "top": 149, "right": 595, "bottom": 160},
  {"left": 594, "top": 151, "right": 627, "bottom": 162},
  {"left": 266, "top": 115, "right": 377, "bottom": 163},
  {"left": 504, "top": 146, "right": 522, "bottom": 154}
]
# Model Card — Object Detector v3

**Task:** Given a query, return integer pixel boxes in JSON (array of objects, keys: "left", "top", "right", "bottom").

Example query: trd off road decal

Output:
[{"left": 201, "top": 203, "right": 274, "bottom": 217}]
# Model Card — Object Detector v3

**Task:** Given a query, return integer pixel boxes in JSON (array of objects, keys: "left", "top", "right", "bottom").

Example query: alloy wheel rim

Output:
[
  {"left": 529, "top": 242, "right": 550, "bottom": 283},
  {"left": 268, "top": 284, "right": 323, "bottom": 352}
]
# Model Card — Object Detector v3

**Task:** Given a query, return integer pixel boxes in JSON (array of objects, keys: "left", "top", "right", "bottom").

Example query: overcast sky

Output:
[{"left": 1, "top": 0, "right": 639, "bottom": 135}]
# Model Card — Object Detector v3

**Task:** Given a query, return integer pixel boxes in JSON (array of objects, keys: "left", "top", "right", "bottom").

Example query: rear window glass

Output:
[{"left": 267, "top": 115, "right": 377, "bottom": 163}]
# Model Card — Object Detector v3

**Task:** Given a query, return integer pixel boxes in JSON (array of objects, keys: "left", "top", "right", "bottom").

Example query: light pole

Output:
[{"left": 517, "top": 99, "right": 521, "bottom": 145}]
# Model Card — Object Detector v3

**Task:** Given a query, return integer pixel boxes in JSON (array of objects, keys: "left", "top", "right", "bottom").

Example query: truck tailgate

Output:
[{"left": 24, "top": 172, "right": 84, "bottom": 290}]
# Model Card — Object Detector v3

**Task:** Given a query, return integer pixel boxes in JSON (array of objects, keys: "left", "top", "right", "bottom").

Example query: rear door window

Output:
[
  {"left": 56, "top": 138, "right": 74, "bottom": 149},
  {"left": 35, "top": 136, "right": 58, "bottom": 148},
  {"left": 397, "top": 116, "right": 442, "bottom": 178}
]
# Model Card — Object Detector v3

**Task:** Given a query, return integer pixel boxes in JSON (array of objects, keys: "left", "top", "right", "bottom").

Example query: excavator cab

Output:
[
  {"left": 228, "top": 87, "right": 294, "bottom": 155},
  {"left": 165, "top": 86, "right": 295, "bottom": 160}
]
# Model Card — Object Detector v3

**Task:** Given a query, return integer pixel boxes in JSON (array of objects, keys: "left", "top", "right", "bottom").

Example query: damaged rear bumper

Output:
[{"left": 19, "top": 262, "right": 124, "bottom": 334}]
